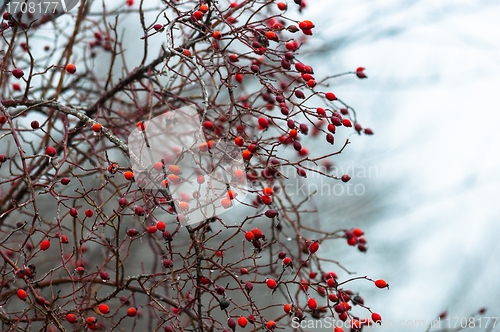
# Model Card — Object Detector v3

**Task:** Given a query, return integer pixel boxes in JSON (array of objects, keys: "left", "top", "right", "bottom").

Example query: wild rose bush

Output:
[{"left": 0, "top": 0, "right": 412, "bottom": 331}]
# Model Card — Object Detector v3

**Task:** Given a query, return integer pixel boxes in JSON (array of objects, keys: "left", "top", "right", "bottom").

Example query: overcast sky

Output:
[{"left": 304, "top": 1, "right": 500, "bottom": 330}]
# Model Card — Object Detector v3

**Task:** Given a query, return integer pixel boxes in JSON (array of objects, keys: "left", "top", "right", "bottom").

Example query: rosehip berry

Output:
[
  {"left": 267, "top": 321, "right": 277, "bottom": 330},
  {"left": 260, "top": 195, "right": 272, "bottom": 205},
  {"left": 86, "top": 317, "right": 97, "bottom": 326},
  {"left": 119, "top": 197, "right": 128, "bottom": 207},
  {"left": 234, "top": 136, "right": 244, "bottom": 147},
  {"left": 92, "top": 123, "right": 101, "bottom": 132},
  {"left": 66, "top": 313, "right": 78, "bottom": 324},
  {"left": 162, "top": 259, "right": 173, "bottom": 268},
  {"left": 228, "top": 318, "right": 236, "bottom": 330},
  {"left": 371, "top": 312, "right": 382, "bottom": 323},
  {"left": 127, "top": 307, "right": 137, "bottom": 317},
  {"left": 124, "top": 171, "right": 134, "bottom": 180},
  {"left": 199, "top": 4, "right": 209, "bottom": 12},
  {"left": 245, "top": 231, "right": 255, "bottom": 241},
  {"left": 265, "top": 209, "right": 277, "bottom": 218},
  {"left": 237, "top": 316, "right": 248, "bottom": 327},
  {"left": 277, "top": 2, "right": 287, "bottom": 10},
  {"left": 147, "top": 225, "right": 157, "bottom": 233},
  {"left": 40, "top": 239, "right": 50, "bottom": 251},
  {"left": 66, "top": 64, "right": 76, "bottom": 74},
  {"left": 99, "top": 304, "right": 109, "bottom": 314},
  {"left": 12, "top": 68, "right": 24, "bottom": 79},
  {"left": 297, "top": 168, "right": 307, "bottom": 177},
  {"left": 342, "top": 119, "right": 352, "bottom": 127},
  {"left": 213, "top": 31, "right": 222, "bottom": 39},
  {"left": 283, "top": 257, "right": 292, "bottom": 266},
  {"left": 134, "top": 206, "right": 145, "bottom": 216},
  {"left": 325, "top": 92, "right": 337, "bottom": 101},
  {"left": 309, "top": 241, "right": 319, "bottom": 253},
  {"left": 68, "top": 208, "right": 78, "bottom": 217},
  {"left": 364, "top": 128, "right": 374, "bottom": 135},
  {"left": 156, "top": 221, "right": 165, "bottom": 231},
  {"left": 266, "top": 278, "right": 277, "bottom": 289},
  {"left": 334, "top": 328, "right": 344, "bottom": 332},
  {"left": 242, "top": 149, "right": 252, "bottom": 160},
  {"left": 45, "top": 146, "right": 57, "bottom": 157},
  {"left": 258, "top": 117, "right": 269, "bottom": 129},
  {"left": 284, "top": 303, "right": 292, "bottom": 314},
  {"left": 374, "top": 279, "right": 389, "bottom": 289},
  {"left": 221, "top": 198, "right": 232, "bottom": 209},
  {"left": 31, "top": 120, "right": 39, "bottom": 129},
  {"left": 356, "top": 67, "right": 367, "bottom": 79},
  {"left": 307, "top": 297, "right": 317, "bottom": 310},
  {"left": 341, "top": 174, "right": 351, "bottom": 183},
  {"left": 354, "top": 123, "right": 362, "bottom": 132},
  {"left": 192, "top": 10, "right": 203, "bottom": 20},
  {"left": 153, "top": 23, "right": 163, "bottom": 31},
  {"left": 251, "top": 228, "right": 263, "bottom": 239},
  {"left": 61, "top": 177, "right": 70, "bottom": 185},
  {"left": 295, "top": 89, "right": 305, "bottom": 99},
  {"left": 17, "top": 289, "right": 27, "bottom": 300},
  {"left": 240, "top": 268, "right": 248, "bottom": 275},
  {"left": 85, "top": 209, "right": 93, "bottom": 218}
]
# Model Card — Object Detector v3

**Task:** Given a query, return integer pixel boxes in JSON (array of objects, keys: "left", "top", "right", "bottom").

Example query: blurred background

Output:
[{"left": 303, "top": 0, "right": 500, "bottom": 330}]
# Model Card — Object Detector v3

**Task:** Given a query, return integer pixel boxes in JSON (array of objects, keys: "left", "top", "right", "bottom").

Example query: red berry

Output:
[
  {"left": 12, "top": 68, "right": 24, "bottom": 79},
  {"left": 69, "top": 208, "right": 78, "bottom": 218},
  {"left": 283, "top": 257, "right": 292, "bottom": 266},
  {"left": 334, "top": 328, "right": 344, "bottom": 332},
  {"left": 162, "top": 259, "right": 173, "bottom": 268},
  {"left": 237, "top": 316, "right": 248, "bottom": 327},
  {"left": 156, "top": 221, "right": 166, "bottom": 231},
  {"left": 147, "top": 225, "right": 157, "bottom": 234},
  {"left": 199, "top": 4, "right": 209, "bottom": 12},
  {"left": 265, "top": 209, "right": 277, "bottom": 218},
  {"left": 245, "top": 231, "right": 255, "bottom": 242},
  {"left": 66, "top": 313, "right": 78, "bottom": 324},
  {"left": 260, "top": 195, "right": 272, "bottom": 205},
  {"left": 127, "top": 307, "right": 137, "bottom": 317},
  {"left": 100, "top": 271, "right": 110, "bottom": 281},
  {"left": 307, "top": 297, "right": 317, "bottom": 310},
  {"left": 92, "top": 123, "right": 102, "bottom": 132},
  {"left": 227, "top": 318, "right": 236, "bottom": 330},
  {"left": 284, "top": 303, "right": 292, "bottom": 314},
  {"left": 30, "top": 120, "right": 39, "bottom": 129},
  {"left": 341, "top": 174, "right": 351, "bottom": 183},
  {"left": 295, "top": 89, "right": 305, "bottom": 99},
  {"left": 240, "top": 268, "right": 248, "bottom": 275},
  {"left": 40, "top": 239, "right": 50, "bottom": 251},
  {"left": 45, "top": 146, "right": 57, "bottom": 157},
  {"left": 234, "top": 136, "right": 244, "bottom": 147},
  {"left": 372, "top": 312, "right": 382, "bottom": 323},
  {"left": 258, "top": 117, "right": 269, "bottom": 129},
  {"left": 277, "top": 2, "right": 287, "bottom": 10},
  {"left": 213, "top": 31, "right": 222, "bottom": 39},
  {"left": 342, "top": 119, "right": 352, "bottom": 127},
  {"left": 61, "top": 177, "right": 70, "bottom": 185},
  {"left": 119, "top": 197, "right": 128, "bottom": 207},
  {"left": 153, "top": 23, "right": 163, "bottom": 31},
  {"left": 251, "top": 228, "right": 263, "bottom": 239},
  {"left": 124, "top": 171, "right": 134, "bottom": 180},
  {"left": 353, "top": 228, "right": 364, "bottom": 237},
  {"left": 99, "top": 304, "right": 109, "bottom": 314},
  {"left": 242, "top": 149, "right": 252, "bottom": 160},
  {"left": 221, "top": 198, "right": 232, "bottom": 209},
  {"left": 17, "top": 289, "right": 27, "bottom": 300},
  {"left": 127, "top": 229, "right": 138, "bottom": 237},
  {"left": 356, "top": 67, "right": 367, "bottom": 79},
  {"left": 66, "top": 64, "right": 76, "bottom": 74},
  {"left": 374, "top": 279, "right": 389, "bottom": 289},
  {"left": 266, "top": 278, "right": 277, "bottom": 289},
  {"left": 308, "top": 241, "right": 319, "bottom": 253},
  {"left": 364, "top": 128, "right": 374, "bottom": 135},
  {"left": 192, "top": 10, "right": 203, "bottom": 20},
  {"left": 134, "top": 206, "right": 145, "bottom": 216},
  {"left": 325, "top": 92, "right": 337, "bottom": 101},
  {"left": 85, "top": 209, "right": 93, "bottom": 218},
  {"left": 266, "top": 321, "right": 277, "bottom": 330}
]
